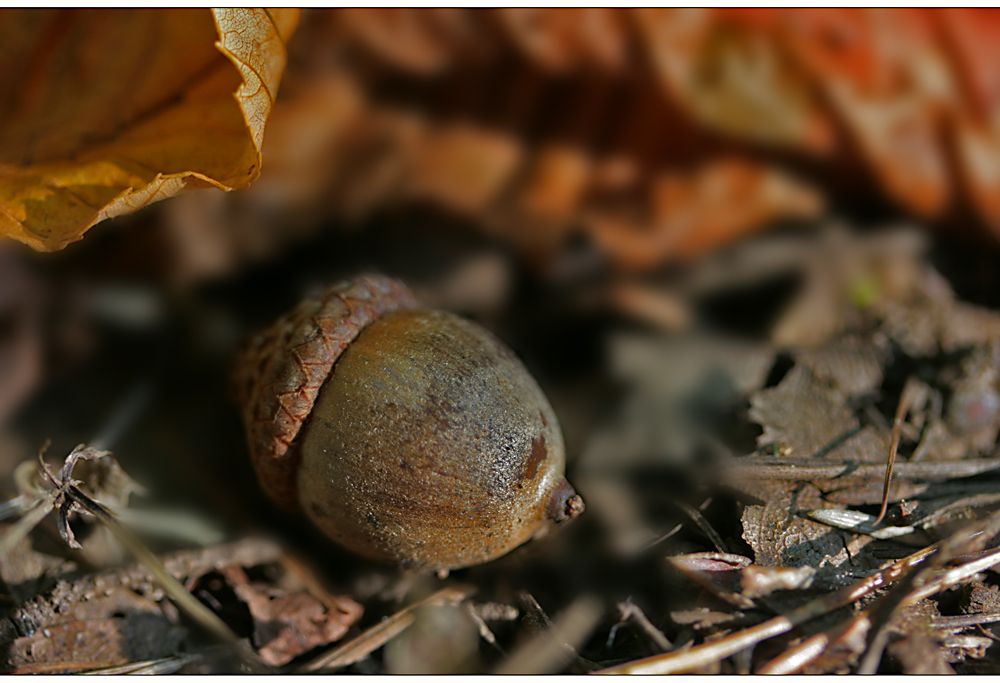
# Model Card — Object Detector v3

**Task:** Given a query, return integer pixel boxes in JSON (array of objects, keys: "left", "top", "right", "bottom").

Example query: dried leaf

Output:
[
  {"left": 406, "top": 125, "right": 523, "bottom": 214},
  {"left": 2, "top": 538, "right": 281, "bottom": 673},
  {"left": 9, "top": 617, "right": 187, "bottom": 674},
  {"left": 726, "top": 456, "right": 1000, "bottom": 483},
  {"left": 584, "top": 160, "right": 821, "bottom": 271},
  {"left": 220, "top": 566, "right": 362, "bottom": 667},
  {"left": 275, "top": 9, "right": 1000, "bottom": 243},
  {"left": 0, "top": 8, "right": 299, "bottom": 251},
  {"left": 632, "top": 9, "right": 832, "bottom": 151},
  {"left": 749, "top": 363, "right": 858, "bottom": 458},
  {"left": 740, "top": 481, "right": 869, "bottom": 578},
  {"left": 795, "top": 335, "right": 887, "bottom": 398},
  {"left": 335, "top": 9, "right": 466, "bottom": 75}
]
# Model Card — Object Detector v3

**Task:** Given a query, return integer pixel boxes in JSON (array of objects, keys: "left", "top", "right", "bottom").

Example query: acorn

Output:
[{"left": 232, "top": 275, "right": 583, "bottom": 571}]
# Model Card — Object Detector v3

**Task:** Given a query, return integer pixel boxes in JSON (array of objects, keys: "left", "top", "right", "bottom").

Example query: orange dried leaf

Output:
[
  {"left": 940, "top": 9, "right": 1000, "bottom": 235},
  {"left": 632, "top": 8, "right": 833, "bottom": 153},
  {"left": 406, "top": 125, "right": 523, "bottom": 215},
  {"left": 493, "top": 8, "right": 627, "bottom": 73},
  {"left": 336, "top": 9, "right": 459, "bottom": 75},
  {"left": 586, "top": 160, "right": 821, "bottom": 271},
  {"left": 516, "top": 145, "right": 593, "bottom": 222},
  {"left": 0, "top": 8, "right": 300, "bottom": 252},
  {"left": 779, "top": 9, "right": 952, "bottom": 217}
]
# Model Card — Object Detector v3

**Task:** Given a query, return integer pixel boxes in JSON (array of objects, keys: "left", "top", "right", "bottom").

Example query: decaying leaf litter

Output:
[
  {"left": 8, "top": 9, "right": 1000, "bottom": 677},
  {"left": 5, "top": 220, "right": 1000, "bottom": 674}
]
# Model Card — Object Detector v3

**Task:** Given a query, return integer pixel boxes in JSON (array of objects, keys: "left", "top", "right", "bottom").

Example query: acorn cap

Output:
[{"left": 232, "top": 275, "right": 418, "bottom": 510}]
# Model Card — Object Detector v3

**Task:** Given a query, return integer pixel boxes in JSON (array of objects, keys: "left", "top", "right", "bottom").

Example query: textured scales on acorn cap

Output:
[{"left": 232, "top": 274, "right": 583, "bottom": 571}]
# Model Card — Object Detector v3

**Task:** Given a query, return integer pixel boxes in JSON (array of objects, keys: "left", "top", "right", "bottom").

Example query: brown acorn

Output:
[{"left": 232, "top": 275, "right": 583, "bottom": 571}]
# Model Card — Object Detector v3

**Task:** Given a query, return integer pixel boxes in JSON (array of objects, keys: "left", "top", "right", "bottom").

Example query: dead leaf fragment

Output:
[
  {"left": 795, "top": 335, "right": 887, "bottom": 398},
  {"left": 2, "top": 538, "right": 282, "bottom": 673},
  {"left": 740, "top": 480, "right": 872, "bottom": 584},
  {"left": 220, "top": 566, "right": 362, "bottom": 667},
  {"left": 749, "top": 363, "right": 858, "bottom": 457}
]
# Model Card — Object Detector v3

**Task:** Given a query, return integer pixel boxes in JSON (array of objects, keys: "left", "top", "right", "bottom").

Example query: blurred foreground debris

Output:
[
  {"left": 0, "top": 446, "right": 361, "bottom": 673},
  {"left": 6, "top": 218, "right": 1000, "bottom": 671},
  {"left": 0, "top": 536, "right": 286, "bottom": 673}
]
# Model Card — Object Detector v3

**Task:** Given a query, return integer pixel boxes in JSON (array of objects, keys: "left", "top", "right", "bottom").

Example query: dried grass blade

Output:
[
  {"left": 0, "top": 498, "right": 54, "bottom": 557},
  {"left": 874, "top": 376, "right": 920, "bottom": 525},
  {"left": 495, "top": 595, "right": 603, "bottom": 674},
  {"left": 77, "top": 654, "right": 200, "bottom": 675},
  {"left": 301, "top": 585, "right": 475, "bottom": 672},
  {"left": 0, "top": 498, "right": 54, "bottom": 558},
  {"left": 62, "top": 486, "right": 250, "bottom": 653},
  {"left": 673, "top": 499, "right": 728, "bottom": 553}
]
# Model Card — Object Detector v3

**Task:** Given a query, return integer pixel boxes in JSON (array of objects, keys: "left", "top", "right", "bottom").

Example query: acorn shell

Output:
[
  {"left": 232, "top": 275, "right": 418, "bottom": 511},
  {"left": 297, "top": 308, "right": 579, "bottom": 571}
]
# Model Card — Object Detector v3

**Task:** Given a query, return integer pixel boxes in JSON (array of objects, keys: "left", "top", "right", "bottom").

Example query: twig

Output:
[
  {"left": 861, "top": 509, "right": 1000, "bottom": 672},
  {"left": 756, "top": 612, "right": 870, "bottom": 675},
  {"left": 466, "top": 602, "right": 505, "bottom": 653},
  {"left": 931, "top": 612, "right": 1000, "bottom": 630},
  {"left": 761, "top": 511, "right": 1000, "bottom": 675},
  {"left": 725, "top": 457, "right": 1000, "bottom": 481},
  {"left": 858, "top": 543, "right": 1000, "bottom": 673},
  {"left": 594, "top": 543, "right": 939, "bottom": 674},
  {"left": 89, "top": 382, "right": 152, "bottom": 452}
]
